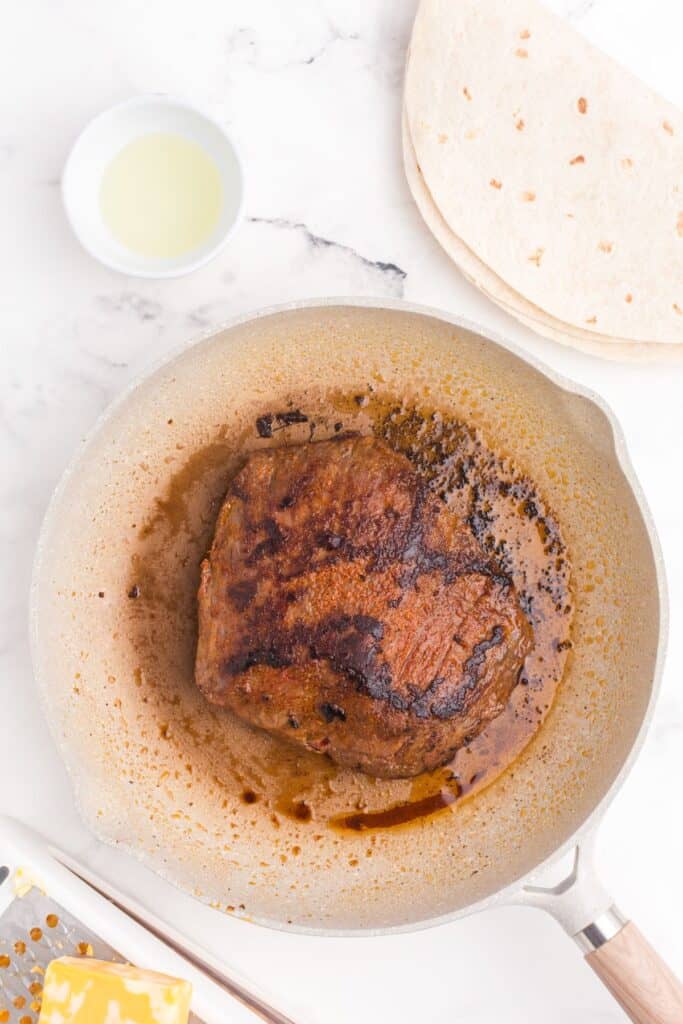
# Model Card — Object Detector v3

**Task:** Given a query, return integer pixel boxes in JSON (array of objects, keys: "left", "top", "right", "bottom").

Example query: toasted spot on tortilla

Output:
[
  {"left": 663, "top": 120, "right": 674, "bottom": 135},
  {"left": 438, "top": 133, "right": 448, "bottom": 144},
  {"left": 625, "top": 293, "right": 633, "bottom": 304},
  {"left": 528, "top": 247, "right": 544, "bottom": 266},
  {"left": 585, "top": 316, "right": 597, "bottom": 324},
  {"left": 515, "top": 48, "right": 529, "bottom": 58},
  {"left": 621, "top": 157, "right": 634, "bottom": 169},
  {"left": 570, "top": 154, "right": 585, "bottom": 165},
  {"left": 490, "top": 178, "right": 503, "bottom": 189},
  {"left": 577, "top": 97, "right": 588, "bottom": 114},
  {"left": 673, "top": 304, "right": 683, "bottom": 316},
  {"left": 516, "top": 119, "right": 525, "bottom": 131},
  {"left": 522, "top": 191, "right": 536, "bottom": 202},
  {"left": 598, "top": 241, "right": 613, "bottom": 253},
  {"left": 519, "top": 29, "right": 531, "bottom": 40},
  {"left": 463, "top": 86, "right": 472, "bottom": 101}
]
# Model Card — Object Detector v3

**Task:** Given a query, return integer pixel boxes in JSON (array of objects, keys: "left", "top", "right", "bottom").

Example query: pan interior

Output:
[{"left": 32, "top": 305, "right": 660, "bottom": 931}]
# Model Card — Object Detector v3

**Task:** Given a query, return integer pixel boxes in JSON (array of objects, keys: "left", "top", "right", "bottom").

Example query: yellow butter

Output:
[{"left": 38, "top": 956, "right": 192, "bottom": 1024}]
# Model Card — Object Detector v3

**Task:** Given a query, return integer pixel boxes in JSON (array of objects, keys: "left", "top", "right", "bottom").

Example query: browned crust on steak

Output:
[{"left": 195, "top": 436, "right": 532, "bottom": 777}]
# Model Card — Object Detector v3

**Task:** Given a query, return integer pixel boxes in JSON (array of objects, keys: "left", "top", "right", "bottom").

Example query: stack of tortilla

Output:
[{"left": 403, "top": 0, "right": 683, "bottom": 360}]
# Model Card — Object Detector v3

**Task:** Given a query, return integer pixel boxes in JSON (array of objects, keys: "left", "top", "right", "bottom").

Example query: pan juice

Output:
[
  {"left": 99, "top": 132, "right": 223, "bottom": 259},
  {"left": 127, "top": 392, "right": 573, "bottom": 834}
]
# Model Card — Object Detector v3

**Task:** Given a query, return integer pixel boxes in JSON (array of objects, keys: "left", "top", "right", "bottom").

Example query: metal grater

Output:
[
  {"left": 1, "top": 817, "right": 303, "bottom": 1024},
  {"left": 0, "top": 871, "right": 203, "bottom": 1024},
  {"left": 0, "top": 818, "right": 294, "bottom": 1024},
  {"left": 0, "top": 879, "right": 123, "bottom": 1023}
]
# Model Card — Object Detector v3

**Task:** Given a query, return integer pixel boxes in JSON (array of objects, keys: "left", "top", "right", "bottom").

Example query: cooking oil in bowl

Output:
[
  {"left": 63, "top": 96, "right": 243, "bottom": 277},
  {"left": 99, "top": 132, "right": 224, "bottom": 260}
]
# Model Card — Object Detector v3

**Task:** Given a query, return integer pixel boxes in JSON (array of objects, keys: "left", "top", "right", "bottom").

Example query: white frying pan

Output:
[{"left": 31, "top": 300, "right": 681, "bottom": 1023}]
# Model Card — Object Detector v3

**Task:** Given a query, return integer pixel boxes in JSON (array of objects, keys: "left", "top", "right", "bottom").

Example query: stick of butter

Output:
[{"left": 38, "top": 956, "right": 192, "bottom": 1024}]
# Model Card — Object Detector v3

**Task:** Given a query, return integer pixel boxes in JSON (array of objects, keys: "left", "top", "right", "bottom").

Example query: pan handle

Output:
[
  {"left": 578, "top": 917, "right": 683, "bottom": 1024},
  {"left": 512, "top": 834, "right": 683, "bottom": 1023}
]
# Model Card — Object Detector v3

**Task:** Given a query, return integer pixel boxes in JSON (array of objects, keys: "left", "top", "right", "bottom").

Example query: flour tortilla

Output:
[
  {"left": 402, "top": 108, "right": 683, "bottom": 362},
  {"left": 405, "top": 0, "right": 683, "bottom": 344}
]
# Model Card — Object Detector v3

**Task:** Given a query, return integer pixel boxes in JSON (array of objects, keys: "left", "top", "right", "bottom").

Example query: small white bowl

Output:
[{"left": 62, "top": 95, "right": 244, "bottom": 278}]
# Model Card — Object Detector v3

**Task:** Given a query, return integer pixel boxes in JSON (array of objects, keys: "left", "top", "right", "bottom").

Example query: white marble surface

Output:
[{"left": 2, "top": 1, "right": 683, "bottom": 1021}]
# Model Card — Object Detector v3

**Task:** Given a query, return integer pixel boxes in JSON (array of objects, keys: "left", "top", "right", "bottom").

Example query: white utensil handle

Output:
[{"left": 0, "top": 817, "right": 270, "bottom": 1024}]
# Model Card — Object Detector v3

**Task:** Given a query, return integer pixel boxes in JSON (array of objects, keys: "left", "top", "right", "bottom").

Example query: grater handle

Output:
[{"left": 52, "top": 850, "right": 299, "bottom": 1024}]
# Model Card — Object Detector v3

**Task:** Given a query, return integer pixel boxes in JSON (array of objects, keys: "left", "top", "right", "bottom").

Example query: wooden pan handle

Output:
[{"left": 586, "top": 922, "right": 683, "bottom": 1024}]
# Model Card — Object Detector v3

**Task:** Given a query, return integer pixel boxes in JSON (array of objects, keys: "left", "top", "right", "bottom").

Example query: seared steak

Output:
[{"left": 195, "top": 435, "right": 531, "bottom": 778}]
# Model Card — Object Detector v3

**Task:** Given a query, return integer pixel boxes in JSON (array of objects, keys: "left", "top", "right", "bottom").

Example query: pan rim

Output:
[{"left": 29, "top": 296, "right": 669, "bottom": 937}]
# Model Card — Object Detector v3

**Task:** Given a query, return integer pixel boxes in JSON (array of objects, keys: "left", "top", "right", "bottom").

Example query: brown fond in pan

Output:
[
  {"left": 130, "top": 393, "right": 572, "bottom": 832},
  {"left": 32, "top": 305, "right": 659, "bottom": 931}
]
